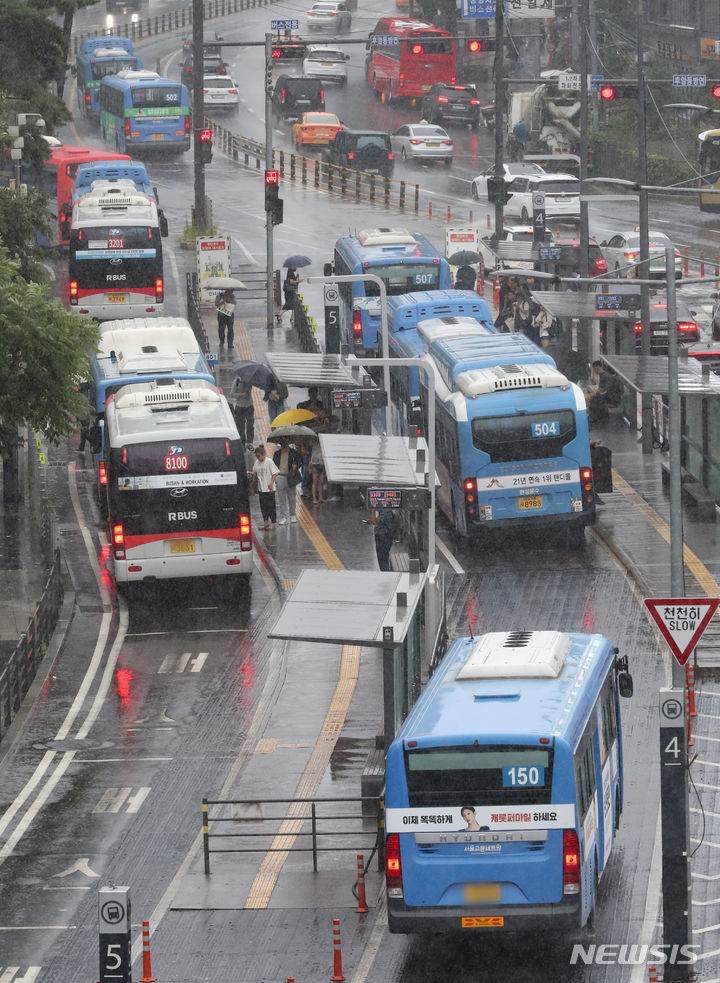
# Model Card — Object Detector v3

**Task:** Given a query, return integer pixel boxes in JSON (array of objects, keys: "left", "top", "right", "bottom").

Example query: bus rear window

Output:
[
  {"left": 131, "top": 86, "right": 182, "bottom": 109},
  {"left": 405, "top": 37, "right": 453, "bottom": 55},
  {"left": 471, "top": 409, "right": 577, "bottom": 462},
  {"left": 405, "top": 745, "right": 553, "bottom": 807},
  {"left": 92, "top": 59, "right": 137, "bottom": 79},
  {"left": 364, "top": 262, "right": 439, "bottom": 297}
]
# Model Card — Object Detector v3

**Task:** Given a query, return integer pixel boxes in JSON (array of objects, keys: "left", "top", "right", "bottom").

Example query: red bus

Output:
[
  {"left": 40, "top": 145, "right": 131, "bottom": 245},
  {"left": 366, "top": 18, "right": 456, "bottom": 103}
]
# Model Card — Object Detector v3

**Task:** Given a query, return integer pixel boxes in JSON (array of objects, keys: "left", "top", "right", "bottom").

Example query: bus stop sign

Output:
[{"left": 644, "top": 597, "right": 719, "bottom": 665}]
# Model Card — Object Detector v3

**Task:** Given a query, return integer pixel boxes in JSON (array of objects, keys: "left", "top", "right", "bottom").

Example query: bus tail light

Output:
[
  {"left": 185, "top": 115, "right": 191, "bottom": 134},
  {"left": 98, "top": 460, "right": 108, "bottom": 487},
  {"left": 352, "top": 309, "right": 363, "bottom": 343},
  {"left": 464, "top": 477, "right": 477, "bottom": 518},
  {"left": 388, "top": 151, "right": 394, "bottom": 160},
  {"left": 124, "top": 118, "right": 131, "bottom": 136},
  {"left": 112, "top": 523, "right": 126, "bottom": 560},
  {"left": 580, "top": 466, "right": 594, "bottom": 509},
  {"left": 437, "top": 96, "right": 449, "bottom": 103},
  {"left": 386, "top": 834, "right": 403, "bottom": 898},
  {"left": 155, "top": 277, "right": 164, "bottom": 302},
  {"left": 347, "top": 151, "right": 355, "bottom": 160},
  {"left": 69, "top": 280, "right": 78, "bottom": 305},
  {"left": 562, "top": 829, "right": 580, "bottom": 894},
  {"left": 85, "top": 88, "right": 91, "bottom": 105},
  {"left": 239, "top": 512, "right": 252, "bottom": 550}
]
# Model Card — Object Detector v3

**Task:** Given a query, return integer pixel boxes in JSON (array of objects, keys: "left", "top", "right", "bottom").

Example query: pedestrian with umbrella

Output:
[
  {"left": 276, "top": 255, "right": 311, "bottom": 327},
  {"left": 271, "top": 437, "right": 303, "bottom": 525},
  {"left": 232, "top": 360, "right": 276, "bottom": 445},
  {"left": 215, "top": 289, "right": 236, "bottom": 349}
]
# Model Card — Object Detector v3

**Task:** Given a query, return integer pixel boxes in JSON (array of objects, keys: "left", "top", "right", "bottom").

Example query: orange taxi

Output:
[{"left": 292, "top": 112, "right": 343, "bottom": 148}]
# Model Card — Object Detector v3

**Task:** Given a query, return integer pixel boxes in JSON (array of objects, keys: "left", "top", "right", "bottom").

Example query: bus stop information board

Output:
[{"left": 644, "top": 598, "right": 719, "bottom": 665}]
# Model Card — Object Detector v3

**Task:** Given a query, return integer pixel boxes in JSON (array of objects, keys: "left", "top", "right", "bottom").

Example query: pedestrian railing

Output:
[
  {"left": 0, "top": 549, "right": 64, "bottom": 742},
  {"left": 202, "top": 795, "right": 382, "bottom": 874},
  {"left": 205, "top": 119, "right": 421, "bottom": 214},
  {"left": 70, "top": 0, "right": 282, "bottom": 55}
]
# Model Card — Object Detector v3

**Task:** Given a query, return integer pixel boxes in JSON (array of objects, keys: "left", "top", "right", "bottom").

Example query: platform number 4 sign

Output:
[{"left": 644, "top": 597, "right": 720, "bottom": 666}]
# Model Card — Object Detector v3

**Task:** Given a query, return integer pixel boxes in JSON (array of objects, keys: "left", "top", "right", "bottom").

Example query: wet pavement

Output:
[{"left": 3, "top": 282, "right": 720, "bottom": 981}]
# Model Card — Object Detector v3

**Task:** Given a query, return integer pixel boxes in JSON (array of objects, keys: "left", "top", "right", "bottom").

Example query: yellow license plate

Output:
[
  {"left": 461, "top": 915, "right": 504, "bottom": 928},
  {"left": 107, "top": 294, "right": 126, "bottom": 303},
  {"left": 151, "top": 133, "right": 165, "bottom": 140},
  {"left": 518, "top": 495, "right": 543, "bottom": 510},
  {"left": 464, "top": 883, "right": 501, "bottom": 904},
  {"left": 170, "top": 539, "right": 196, "bottom": 554},
  {"left": 422, "top": 84, "right": 431, "bottom": 91},
  {"left": 426, "top": 142, "right": 440, "bottom": 146}
]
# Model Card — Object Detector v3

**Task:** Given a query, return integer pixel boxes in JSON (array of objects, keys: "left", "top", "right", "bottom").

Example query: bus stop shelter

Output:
[{"left": 267, "top": 569, "right": 428, "bottom": 749}]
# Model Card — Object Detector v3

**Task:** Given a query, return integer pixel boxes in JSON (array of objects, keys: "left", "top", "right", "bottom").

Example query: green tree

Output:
[
  {"left": 29, "top": 0, "right": 102, "bottom": 102},
  {"left": 0, "top": 189, "right": 54, "bottom": 282},
  {"left": 0, "top": 245, "right": 99, "bottom": 461}
]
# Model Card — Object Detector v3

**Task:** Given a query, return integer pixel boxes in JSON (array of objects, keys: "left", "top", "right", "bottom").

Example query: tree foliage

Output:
[
  {"left": 0, "top": 189, "right": 54, "bottom": 282},
  {"left": 28, "top": 0, "right": 102, "bottom": 101},
  {"left": 0, "top": 246, "right": 99, "bottom": 458}
]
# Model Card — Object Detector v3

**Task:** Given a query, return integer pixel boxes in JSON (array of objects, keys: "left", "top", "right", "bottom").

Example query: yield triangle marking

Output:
[{"left": 644, "top": 598, "right": 720, "bottom": 666}]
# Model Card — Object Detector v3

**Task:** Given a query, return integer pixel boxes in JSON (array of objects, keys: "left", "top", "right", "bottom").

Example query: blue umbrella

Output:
[{"left": 283, "top": 255, "right": 312, "bottom": 269}]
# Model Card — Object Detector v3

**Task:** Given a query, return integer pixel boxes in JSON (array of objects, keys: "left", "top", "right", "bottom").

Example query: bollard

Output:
[
  {"left": 479, "top": 266, "right": 485, "bottom": 293},
  {"left": 493, "top": 277, "right": 500, "bottom": 309},
  {"left": 331, "top": 918, "right": 345, "bottom": 981},
  {"left": 648, "top": 965, "right": 658, "bottom": 983},
  {"left": 683, "top": 246, "right": 689, "bottom": 276},
  {"left": 140, "top": 920, "right": 156, "bottom": 982},
  {"left": 687, "top": 664, "right": 697, "bottom": 718},
  {"left": 701, "top": 249, "right": 705, "bottom": 278},
  {"left": 716, "top": 254, "right": 719, "bottom": 284},
  {"left": 447, "top": 204, "right": 451, "bottom": 222},
  {"left": 687, "top": 698, "right": 693, "bottom": 748},
  {"left": 414, "top": 184, "right": 419, "bottom": 214},
  {"left": 355, "top": 854, "right": 369, "bottom": 913},
  {"left": 469, "top": 209, "right": 473, "bottom": 223},
  {"left": 429, "top": 200, "right": 433, "bottom": 218},
  {"left": 487, "top": 212, "right": 491, "bottom": 229}
]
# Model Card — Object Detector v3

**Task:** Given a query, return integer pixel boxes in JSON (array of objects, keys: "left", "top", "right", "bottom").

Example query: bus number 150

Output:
[{"left": 502, "top": 765, "right": 544, "bottom": 787}]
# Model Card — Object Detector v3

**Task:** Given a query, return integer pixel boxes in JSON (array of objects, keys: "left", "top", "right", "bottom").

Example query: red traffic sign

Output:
[{"left": 644, "top": 598, "right": 720, "bottom": 666}]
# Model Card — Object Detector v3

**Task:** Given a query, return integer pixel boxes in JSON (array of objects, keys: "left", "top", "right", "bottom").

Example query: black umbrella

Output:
[
  {"left": 283, "top": 255, "right": 312, "bottom": 269},
  {"left": 233, "top": 360, "right": 276, "bottom": 390},
  {"left": 448, "top": 249, "right": 482, "bottom": 265}
]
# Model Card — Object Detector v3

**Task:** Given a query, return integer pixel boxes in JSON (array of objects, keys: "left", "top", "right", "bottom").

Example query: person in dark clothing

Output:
[
  {"left": 215, "top": 289, "right": 235, "bottom": 348},
  {"left": 366, "top": 508, "right": 397, "bottom": 571},
  {"left": 276, "top": 268, "right": 301, "bottom": 326},
  {"left": 455, "top": 265, "right": 477, "bottom": 291}
]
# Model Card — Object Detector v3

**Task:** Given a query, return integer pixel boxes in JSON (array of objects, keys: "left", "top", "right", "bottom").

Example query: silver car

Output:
[
  {"left": 391, "top": 124, "right": 453, "bottom": 165},
  {"left": 202, "top": 75, "right": 239, "bottom": 111},
  {"left": 306, "top": 1, "right": 352, "bottom": 33},
  {"left": 302, "top": 45, "right": 349, "bottom": 83},
  {"left": 599, "top": 228, "right": 683, "bottom": 280},
  {"left": 471, "top": 162, "right": 545, "bottom": 201}
]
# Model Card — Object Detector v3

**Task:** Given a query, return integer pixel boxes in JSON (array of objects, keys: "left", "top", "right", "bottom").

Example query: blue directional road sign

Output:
[
  {"left": 271, "top": 19, "right": 299, "bottom": 29},
  {"left": 672, "top": 74, "right": 707, "bottom": 87},
  {"left": 590, "top": 74, "right": 604, "bottom": 92}
]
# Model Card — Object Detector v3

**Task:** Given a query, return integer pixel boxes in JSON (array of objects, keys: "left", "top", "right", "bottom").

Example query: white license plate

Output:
[
  {"left": 654, "top": 329, "right": 669, "bottom": 336},
  {"left": 170, "top": 539, "right": 196, "bottom": 554},
  {"left": 107, "top": 294, "right": 126, "bottom": 303}
]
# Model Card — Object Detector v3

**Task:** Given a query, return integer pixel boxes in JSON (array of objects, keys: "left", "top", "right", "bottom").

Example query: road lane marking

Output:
[
  {"left": 0, "top": 752, "right": 76, "bottom": 868},
  {"left": 75, "top": 601, "right": 129, "bottom": 740},
  {"left": 0, "top": 751, "right": 56, "bottom": 839},
  {"left": 435, "top": 534, "right": 464, "bottom": 573}
]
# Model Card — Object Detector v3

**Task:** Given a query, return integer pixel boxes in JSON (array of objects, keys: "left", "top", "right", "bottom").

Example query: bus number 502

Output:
[{"left": 503, "top": 765, "right": 543, "bottom": 787}]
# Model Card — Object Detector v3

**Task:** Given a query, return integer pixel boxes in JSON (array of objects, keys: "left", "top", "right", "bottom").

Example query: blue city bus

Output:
[
  {"left": 399, "top": 332, "right": 597, "bottom": 539},
  {"left": 76, "top": 36, "right": 141, "bottom": 116},
  {"left": 72, "top": 160, "right": 155, "bottom": 205},
  {"left": 99, "top": 71, "right": 191, "bottom": 155},
  {"left": 328, "top": 228, "right": 452, "bottom": 354},
  {"left": 86, "top": 318, "right": 216, "bottom": 510},
  {"left": 387, "top": 289, "right": 495, "bottom": 430},
  {"left": 385, "top": 629, "right": 634, "bottom": 935}
]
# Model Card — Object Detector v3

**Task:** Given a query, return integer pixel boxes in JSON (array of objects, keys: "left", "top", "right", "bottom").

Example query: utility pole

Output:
[
  {"left": 637, "top": 0, "right": 653, "bottom": 453},
  {"left": 493, "top": 0, "right": 505, "bottom": 240},
  {"left": 192, "top": 0, "right": 207, "bottom": 228},
  {"left": 265, "top": 32, "right": 275, "bottom": 331},
  {"left": 578, "top": 0, "right": 590, "bottom": 363}
]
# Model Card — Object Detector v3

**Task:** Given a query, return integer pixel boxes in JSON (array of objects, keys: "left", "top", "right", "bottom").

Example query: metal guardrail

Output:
[
  {"left": 202, "top": 795, "right": 382, "bottom": 874},
  {"left": 0, "top": 549, "right": 64, "bottom": 741},
  {"left": 70, "top": 0, "right": 282, "bottom": 56},
  {"left": 186, "top": 273, "right": 210, "bottom": 353},
  {"left": 207, "top": 119, "right": 421, "bottom": 213}
]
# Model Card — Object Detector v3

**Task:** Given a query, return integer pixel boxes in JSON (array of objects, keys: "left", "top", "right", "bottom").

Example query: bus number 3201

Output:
[
  {"left": 165, "top": 454, "right": 189, "bottom": 471},
  {"left": 502, "top": 765, "right": 544, "bottom": 787}
]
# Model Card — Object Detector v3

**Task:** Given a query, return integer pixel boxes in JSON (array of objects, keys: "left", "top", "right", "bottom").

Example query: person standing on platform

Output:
[
  {"left": 365, "top": 508, "right": 397, "bottom": 571},
  {"left": 230, "top": 377, "right": 255, "bottom": 446},
  {"left": 273, "top": 443, "right": 302, "bottom": 524},
  {"left": 252, "top": 444, "right": 279, "bottom": 530},
  {"left": 215, "top": 289, "right": 235, "bottom": 348}
]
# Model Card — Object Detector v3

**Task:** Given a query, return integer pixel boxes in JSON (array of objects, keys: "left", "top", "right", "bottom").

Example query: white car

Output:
[
  {"left": 302, "top": 45, "right": 349, "bottom": 83},
  {"left": 504, "top": 172, "right": 581, "bottom": 224},
  {"left": 306, "top": 1, "right": 352, "bottom": 33},
  {"left": 599, "top": 228, "right": 683, "bottom": 280},
  {"left": 202, "top": 74, "right": 239, "bottom": 111},
  {"left": 391, "top": 123, "right": 453, "bottom": 165},
  {"left": 470, "top": 162, "right": 545, "bottom": 201}
]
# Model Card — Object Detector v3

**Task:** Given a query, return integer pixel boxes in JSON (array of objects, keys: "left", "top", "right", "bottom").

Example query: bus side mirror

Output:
[
  {"left": 153, "top": 185, "right": 160, "bottom": 204},
  {"left": 158, "top": 210, "right": 169, "bottom": 237},
  {"left": 618, "top": 671, "right": 633, "bottom": 698},
  {"left": 323, "top": 262, "right": 334, "bottom": 277}
]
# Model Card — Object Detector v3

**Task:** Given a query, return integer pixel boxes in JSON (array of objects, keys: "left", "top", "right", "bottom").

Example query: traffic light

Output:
[
  {"left": 466, "top": 38, "right": 494, "bottom": 53},
  {"left": 265, "top": 59, "right": 273, "bottom": 93},
  {"left": 486, "top": 175, "right": 511, "bottom": 205},
  {"left": 713, "top": 84, "right": 720, "bottom": 99},
  {"left": 598, "top": 83, "right": 636, "bottom": 100},
  {"left": 196, "top": 128, "right": 213, "bottom": 164},
  {"left": 599, "top": 84, "right": 617, "bottom": 101},
  {"left": 265, "top": 170, "right": 283, "bottom": 226}
]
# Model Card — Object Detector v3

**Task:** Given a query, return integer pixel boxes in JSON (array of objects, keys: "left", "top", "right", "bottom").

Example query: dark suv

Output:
[
  {"left": 182, "top": 50, "right": 227, "bottom": 89},
  {"left": 420, "top": 84, "right": 480, "bottom": 127},
  {"left": 272, "top": 75, "right": 325, "bottom": 122},
  {"left": 324, "top": 129, "right": 394, "bottom": 176}
]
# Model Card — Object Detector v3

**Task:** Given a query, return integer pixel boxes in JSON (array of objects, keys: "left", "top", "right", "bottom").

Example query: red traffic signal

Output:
[
  {"left": 265, "top": 169, "right": 280, "bottom": 185},
  {"left": 199, "top": 128, "right": 212, "bottom": 143},
  {"left": 196, "top": 128, "right": 213, "bottom": 164},
  {"left": 467, "top": 39, "right": 482, "bottom": 53},
  {"left": 713, "top": 84, "right": 720, "bottom": 99},
  {"left": 599, "top": 85, "right": 616, "bottom": 101}
]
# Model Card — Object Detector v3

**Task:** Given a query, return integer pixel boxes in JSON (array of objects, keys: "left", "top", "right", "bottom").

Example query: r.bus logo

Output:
[{"left": 570, "top": 944, "right": 699, "bottom": 965}]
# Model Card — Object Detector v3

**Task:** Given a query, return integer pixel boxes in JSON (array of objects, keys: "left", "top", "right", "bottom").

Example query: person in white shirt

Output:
[
  {"left": 215, "top": 289, "right": 235, "bottom": 348},
  {"left": 252, "top": 444, "right": 279, "bottom": 530}
]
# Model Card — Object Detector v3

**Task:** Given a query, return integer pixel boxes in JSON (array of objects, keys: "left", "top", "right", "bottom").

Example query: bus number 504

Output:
[{"left": 503, "top": 765, "right": 543, "bottom": 787}]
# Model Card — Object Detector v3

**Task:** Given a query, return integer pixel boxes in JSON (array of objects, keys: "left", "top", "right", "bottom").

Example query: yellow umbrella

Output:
[{"left": 270, "top": 408, "right": 317, "bottom": 428}]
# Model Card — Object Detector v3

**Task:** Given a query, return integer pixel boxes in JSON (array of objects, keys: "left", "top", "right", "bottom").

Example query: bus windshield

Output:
[
  {"left": 405, "top": 744, "right": 553, "bottom": 806},
  {"left": 364, "top": 262, "right": 440, "bottom": 296},
  {"left": 471, "top": 409, "right": 577, "bottom": 461}
]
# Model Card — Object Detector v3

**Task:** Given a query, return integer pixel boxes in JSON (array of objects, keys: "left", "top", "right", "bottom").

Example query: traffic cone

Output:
[
  {"left": 355, "top": 854, "right": 369, "bottom": 913},
  {"left": 140, "top": 920, "right": 156, "bottom": 982},
  {"left": 330, "top": 918, "right": 345, "bottom": 981}
]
